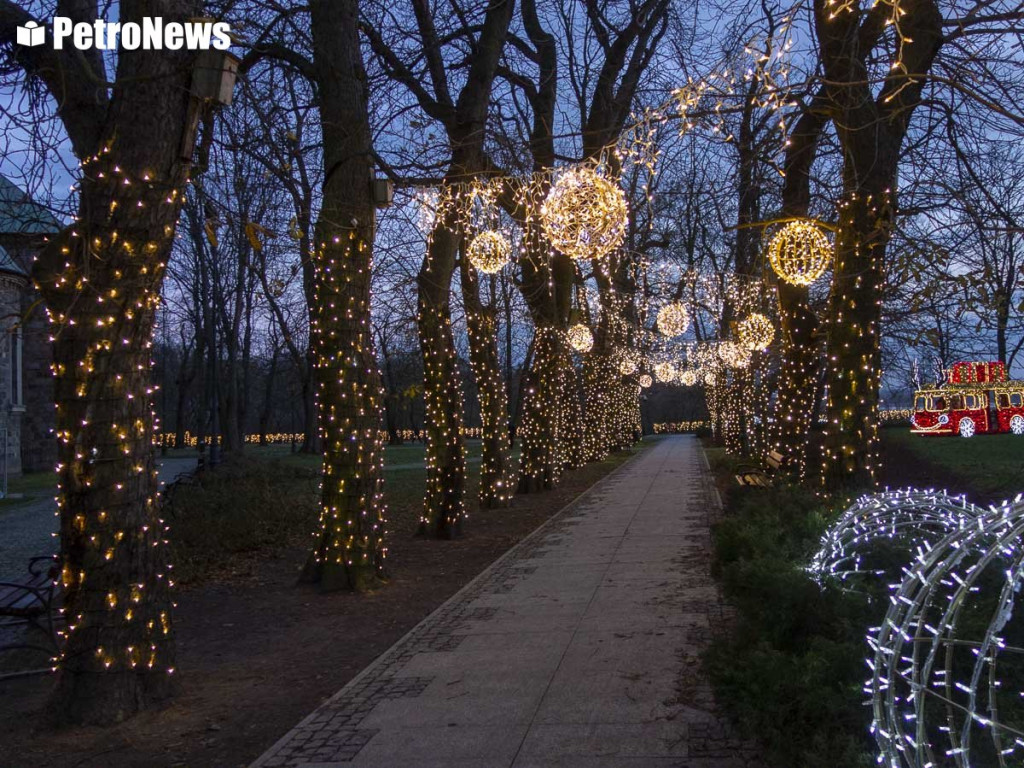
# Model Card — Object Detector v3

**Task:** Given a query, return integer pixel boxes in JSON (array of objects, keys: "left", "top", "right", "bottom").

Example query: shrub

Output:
[
  {"left": 706, "top": 482, "right": 876, "bottom": 768},
  {"left": 164, "top": 457, "right": 319, "bottom": 584}
]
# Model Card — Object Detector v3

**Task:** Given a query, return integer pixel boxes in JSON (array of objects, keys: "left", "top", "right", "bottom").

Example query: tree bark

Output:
[
  {"left": 459, "top": 254, "right": 514, "bottom": 507},
  {"left": 27, "top": 0, "right": 204, "bottom": 723},
  {"left": 301, "top": 0, "right": 387, "bottom": 591}
]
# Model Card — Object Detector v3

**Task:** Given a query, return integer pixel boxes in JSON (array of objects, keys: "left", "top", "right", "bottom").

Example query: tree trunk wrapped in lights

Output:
[
  {"left": 812, "top": 0, "right": 943, "bottom": 488},
  {"left": 459, "top": 250, "right": 514, "bottom": 508},
  {"left": 9, "top": 0, "right": 203, "bottom": 725},
  {"left": 417, "top": 215, "right": 467, "bottom": 537},
  {"left": 821, "top": 188, "right": 891, "bottom": 487},
  {"left": 557, "top": 352, "right": 586, "bottom": 470},
  {"left": 518, "top": 325, "right": 565, "bottom": 492},
  {"left": 301, "top": 0, "right": 387, "bottom": 591},
  {"left": 769, "top": 91, "right": 828, "bottom": 479},
  {"left": 43, "top": 171, "right": 184, "bottom": 725}
]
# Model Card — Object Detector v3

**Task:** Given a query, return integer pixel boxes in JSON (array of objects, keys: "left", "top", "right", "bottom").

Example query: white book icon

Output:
[{"left": 17, "top": 20, "right": 45, "bottom": 47}]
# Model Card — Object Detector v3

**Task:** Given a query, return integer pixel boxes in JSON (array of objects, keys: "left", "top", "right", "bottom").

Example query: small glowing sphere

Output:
[
  {"left": 541, "top": 166, "right": 628, "bottom": 261},
  {"left": 618, "top": 352, "right": 639, "bottom": 375},
  {"left": 738, "top": 312, "right": 774, "bottom": 351},
  {"left": 657, "top": 302, "right": 690, "bottom": 337},
  {"left": 679, "top": 369, "right": 697, "bottom": 387},
  {"left": 639, "top": 374, "right": 653, "bottom": 389},
  {"left": 467, "top": 230, "right": 511, "bottom": 274},
  {"left": 654, "top": 362, "right": 677, "bottom": 383},
  {"left": 567, "top": 323, "right": 594, "bottom": 353},
  {"left": 718, "top": 341, "right": 750, "bottom": 369},
  {"left": 767, "top": 220, "right": 831, "bottom": 286},
  {"left": 703, "top": 372, "right": 716, "bottom": 386}
]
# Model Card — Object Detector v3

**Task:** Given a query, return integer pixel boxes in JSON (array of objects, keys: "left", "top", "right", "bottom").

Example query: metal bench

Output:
[
  {"left": 735, "top": 450, "right": 785, "bottom": 487},
  {"left": 0, "top": 555, "right": 61, "bottom": 677}
]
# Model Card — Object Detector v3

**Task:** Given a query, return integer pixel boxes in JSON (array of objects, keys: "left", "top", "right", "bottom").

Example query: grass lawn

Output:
[{"left": 881, "top": 427, "right": 1024, "bottom": 502}]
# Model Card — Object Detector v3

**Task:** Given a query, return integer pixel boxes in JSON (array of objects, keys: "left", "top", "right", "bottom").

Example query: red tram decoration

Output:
[{"left": 911, "top": 361, "right": 1024, "bottom": 438}]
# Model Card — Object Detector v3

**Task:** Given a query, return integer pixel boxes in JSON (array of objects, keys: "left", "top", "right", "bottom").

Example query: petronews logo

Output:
[{"left": 17, "top": 17, "right": 231, "bottom": 51}]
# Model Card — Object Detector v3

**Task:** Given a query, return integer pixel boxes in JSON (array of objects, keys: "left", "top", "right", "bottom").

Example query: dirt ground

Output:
[{"left": 0, "top": 453, "right": 635, "bottom": 768}]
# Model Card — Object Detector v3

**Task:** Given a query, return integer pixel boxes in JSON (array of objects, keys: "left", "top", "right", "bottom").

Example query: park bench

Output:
[
  {"left": 735, "top": 450, "right": 785, "bottom": 487},
  {"left": 0, "top": 555, "right": 61, "bottom": 670}
]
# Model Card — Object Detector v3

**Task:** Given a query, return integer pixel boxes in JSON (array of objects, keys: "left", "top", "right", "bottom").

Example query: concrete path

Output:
[
  {"left": 252, "top": 436, "right": 759, "bottom": 768},
  {"left": 0, "top": 458, "right": 198, "bottom": 581}
]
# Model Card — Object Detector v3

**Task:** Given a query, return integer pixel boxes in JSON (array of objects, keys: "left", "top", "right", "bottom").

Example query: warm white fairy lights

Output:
[
  {"left": 540, "top": 165, "right": 628, "bottom": 261},
  {"left": 867, "top": 493, "right": 1024, "bottom": 767},
  {"left": 654, "top": 361, "right": 677, "bottom": 383},
  {"left": 567, "top": 323, "right": 594, "bottom": 353},
  {"left": 718, "top": 341, "right": 751, "bottom": 369},
  {"left": 466, "top": 229, "right": 511, "bottom": 274},
  {"left": 679, "top": 369, "right": 698, "bottom": 387},
  {"left": 738, "top": 312, "right": 774, "bottom": 351},
  {"left": 767, "top": 220, "right": 831, "bottom": 287},
  {"left": 657, "top": 302, "right": 691, "bottom": 337},
  {"left": 639, "top": 374, "right": 653, "bottom": 389}
]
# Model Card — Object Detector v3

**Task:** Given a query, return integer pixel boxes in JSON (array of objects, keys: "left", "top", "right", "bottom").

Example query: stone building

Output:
[{"left": 0, "top": 174, "right": 60, "bottom": 477}]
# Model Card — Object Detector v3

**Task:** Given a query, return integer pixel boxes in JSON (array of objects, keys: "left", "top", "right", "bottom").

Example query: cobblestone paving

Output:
[
  {"left": 252, "top": 436, "right": 763, "bottom": 768},
  {"left": 0, "top": 458, "right": 198, "bottom": 581}
]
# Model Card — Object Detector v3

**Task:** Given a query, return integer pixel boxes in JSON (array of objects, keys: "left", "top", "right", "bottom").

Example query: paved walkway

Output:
[
  {"left": 252, "top": 436, "right": 759, "bottom": 768},
  {"left": 0, "top": 458, "right": 198, "bottom": 581}
]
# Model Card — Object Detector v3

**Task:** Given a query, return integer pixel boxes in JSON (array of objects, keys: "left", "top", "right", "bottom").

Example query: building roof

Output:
[{"left": 0, "top": 174, "right": 61, "bottom": 236}]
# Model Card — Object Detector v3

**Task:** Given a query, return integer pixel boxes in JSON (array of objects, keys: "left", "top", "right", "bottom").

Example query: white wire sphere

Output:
[
  {"left": 679, "top": 369, "right": 698, "bottom": 387},
  {"left": 654, "top": 362, "right": 677, "bottom": 383},
  {"left": 808, "top": 488, "right": 981, "bottom": 585},
  {"left": 567, "top": 323, "right": 594, "bottom": 353},
  {"left": 767, "top": 220, "right": 831, "bottom": 287},
  {"left": 868, "top": 493, "right": 1024, "bottom": 768},
  {"left": 541, "top": 167, "right": 628, "bottom": 261},
  {"left": 467, "top": 230, "right": 512, "bottom": 274},
  {"left": 639, "top": 374, "right": 653, "bottom": 389},
  {"left": 738, "top": 312, "right": 774, "bottom": 351},
  {"left": 657, "top": 302, "right": 691, "bottom": 337}
]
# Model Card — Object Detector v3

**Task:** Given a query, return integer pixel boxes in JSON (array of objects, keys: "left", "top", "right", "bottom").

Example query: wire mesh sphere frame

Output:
[
  {"left": 738, "top": 312, "right": 774, "bottom": 352},
  {"left": 540, "top": 166, "right": 629, "bottom": 261},
  {"left": 657, "top": 302, "right": 691, "bottom": 337},
  {"left": 466, "top": 229, "right": 512, "bottom": 274},
  {"left": 867, "top": 493, "right": 1024, "bottom": 768},
  {"left": 767, "top": 220, "right": 832, "bottom": 287},
  {"left": 639, "top": 373, "right": 653, "bottom": 389},
  {"left": 567, "top": 323, "right": 594, "bottom": 353},
  {"left": 808, "top": 488, "right": 981, "bottom": 586},
  {"left": 678, "top": 369, "right": 698, "bottom": 387}
]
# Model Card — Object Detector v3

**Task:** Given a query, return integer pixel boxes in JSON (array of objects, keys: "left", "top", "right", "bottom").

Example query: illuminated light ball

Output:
[
  {"left": 654, "top": 362, "right": 677, "bottom": 383},
  {"left": 767, "top": 220, "right": 831, "bottom": 286},
  {"left": 738, "top": 312, "right": 774, "bottom": 351},
  {"left": 618, "top": 353, "right": 639, "bottom": 376},
  {"left": 679, "top": 369, "right": 697, "bottom": 387},
  {"left": 703, "top": 372, "right": 716, "bottom": 386},
  {"left": 657, "top": 302, "right": 690, "bottom": 337},
  {"left": 718, "top": 341, "right": 751, "bottom": 369},
  {"left": 466, "top": 230, "right": 512, "bottom": 274},
  {"left": 639, "top": 374, "right": 653, "bottom": 389},
  {"left": 567, "top": 323, "right": 594, "bottom": 353},
  {"left": 541, "top": 166, "right": 628, "bottom": 261}
]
